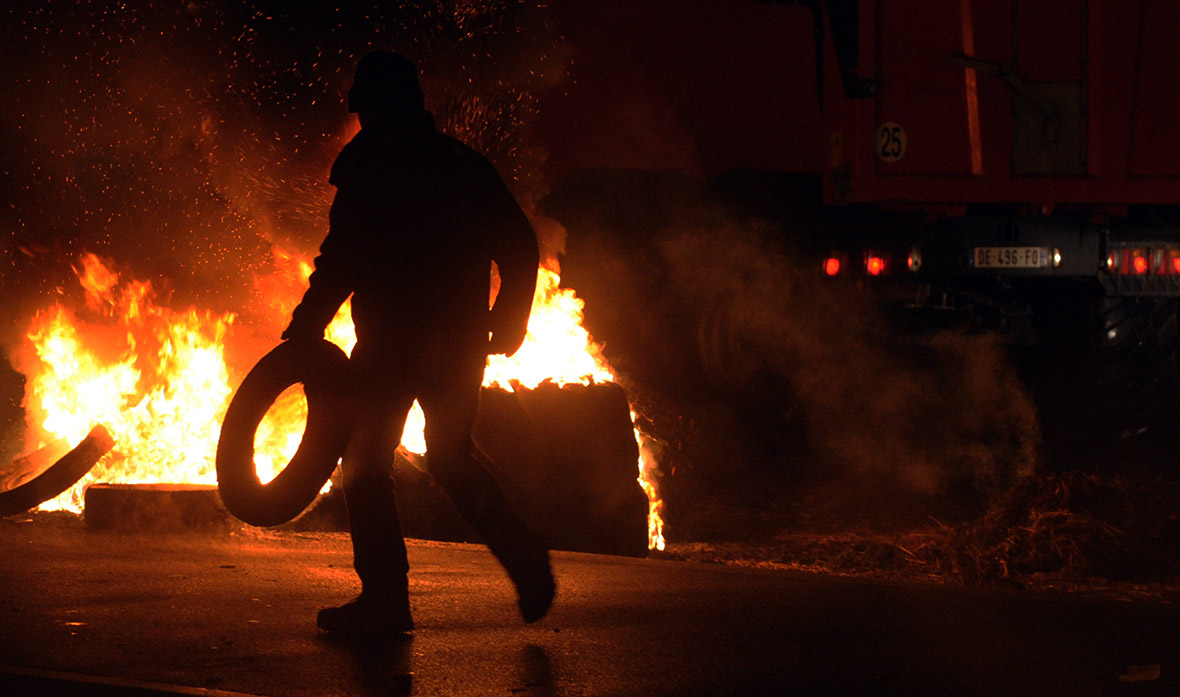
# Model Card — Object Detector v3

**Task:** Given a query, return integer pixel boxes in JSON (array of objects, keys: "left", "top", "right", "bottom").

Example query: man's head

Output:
[{"left": 347, "top": 51, "right": 425, "bottom": 120}]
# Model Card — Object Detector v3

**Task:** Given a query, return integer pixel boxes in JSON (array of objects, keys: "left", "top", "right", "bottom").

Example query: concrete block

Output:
[{"left": 84, "top": 483, "right": 233, "bottom": 532}]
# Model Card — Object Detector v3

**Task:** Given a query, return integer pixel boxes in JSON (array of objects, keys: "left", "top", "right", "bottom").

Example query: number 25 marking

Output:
[{"left": 877, "top": 122, "right": 906, "bottom": 162}]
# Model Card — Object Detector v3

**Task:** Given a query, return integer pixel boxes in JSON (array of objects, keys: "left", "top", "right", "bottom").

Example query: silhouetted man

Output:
[{"left": 283, "top": 50, "right": 553, "bottom": 635}]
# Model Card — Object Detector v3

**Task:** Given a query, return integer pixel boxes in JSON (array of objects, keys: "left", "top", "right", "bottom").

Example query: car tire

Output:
[{"left": 216, "top": 339, "right": 353, "bottom": 527}]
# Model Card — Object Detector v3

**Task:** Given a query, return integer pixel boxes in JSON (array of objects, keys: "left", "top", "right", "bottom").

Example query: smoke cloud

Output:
[
  {"left": 557, "top": 188, "right": 1040, "bottom": 512},
  {"left": 669, "top": 221, "right": 1038, "bottom": 495}
]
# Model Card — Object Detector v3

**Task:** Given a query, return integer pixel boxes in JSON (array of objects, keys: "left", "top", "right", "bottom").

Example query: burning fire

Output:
[
  {"left": 20, "top": 255, "right": 235, "bottom": 506},
  {"left": 15, "top": 251, "right": 665, "bottom": 550}
]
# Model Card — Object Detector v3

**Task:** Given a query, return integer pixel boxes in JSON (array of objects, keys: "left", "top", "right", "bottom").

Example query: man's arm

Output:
[
  {"left": 282, "top": 186, "right": 361, "bottom": 341},
  {"left": 485, "top": 172, "right": 540, "bottom": 357}
]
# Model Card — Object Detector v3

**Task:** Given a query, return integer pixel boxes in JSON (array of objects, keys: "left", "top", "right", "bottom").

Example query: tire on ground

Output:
[
  {"left": 216, "top": 339, "right": 353, "bottom": 527},
  {"left": 0, "top": 425, "right": 114, "bottom": 517}
]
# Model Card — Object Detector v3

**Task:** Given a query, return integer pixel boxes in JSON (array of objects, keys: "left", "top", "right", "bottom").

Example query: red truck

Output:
[
  {"left": 820, "top": 0, "right": 1180, "bottom": 268},
  {"left": 544, "top": 0, "right": 1180, "bottom": 459},
  {"left": 811, "top": 0, "right": 1180, "bottom": 454}
]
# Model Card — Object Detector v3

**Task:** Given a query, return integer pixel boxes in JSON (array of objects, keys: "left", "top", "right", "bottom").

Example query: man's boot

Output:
[
  {"left": 482, "top": 513, "right": 555, "bottom": 624},
  {"left": 440, "top": 457, "right": 555, "bottom": 624},
  {"left": 318, "top": 473, "right": 414, "bottom": 635},
  {"left": 316, "top": 591, "right": 413, "bottom": 636}
]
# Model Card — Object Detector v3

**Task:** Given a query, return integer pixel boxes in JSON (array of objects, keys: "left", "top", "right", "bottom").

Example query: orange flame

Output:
[
  {"left": 19, "top": 254, "right": 238, "bottom": 511},
  {"left": 16, "top": 250, "right": 665, "bottom": 550},
  {"left": 484, "top": 267, "right": 614, "bottom": 390}
]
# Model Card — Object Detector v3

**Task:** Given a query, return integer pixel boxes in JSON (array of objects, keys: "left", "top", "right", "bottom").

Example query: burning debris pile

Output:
[
  {"left": 4, "top": 251, "right": 665, "bottom": 552},
  {"left": 0, "top": 1, "right": 666, "bottom": 550},
  {"left": 14, "top": 253, "right": 237, "bottom": 510}
]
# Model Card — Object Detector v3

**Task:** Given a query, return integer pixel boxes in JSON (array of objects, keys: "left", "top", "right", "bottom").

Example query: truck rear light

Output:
[
  {"left": 1149, "top": 248, "right": 1180, "bottom": 275},
  {"left": 907, "top": 247, "right": 922, "bottom": 272},
  {"left": 1133, "top": 253, "right": 1148, "bottom": 275},
  {"left": 824, "top": 257, "right": 841, "bottom": 276},
  {"left": 865, "top": 254, "right": 886, "bottom": 276},
  {"left": 1107, "top": 248, "right": 1133, "bottom": 275},
  {"left": 1105, "top": 246, "right": 1180, "bottom": 275}
]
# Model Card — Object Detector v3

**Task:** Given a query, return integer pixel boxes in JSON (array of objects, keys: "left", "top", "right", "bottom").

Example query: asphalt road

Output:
[{"left": 0, "top": 514, "right": 1176, "bottom": 697}]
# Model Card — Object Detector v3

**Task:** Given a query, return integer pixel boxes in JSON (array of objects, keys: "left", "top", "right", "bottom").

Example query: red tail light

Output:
[
  {"left": 824, "top": 257, "right": 841, "bottom": 276},
  {"left": 865, "top": 256, "right": 886, "bottom": 276},
  {"left": 1106, "top": 246, "right": 1180, "bottom": 275},
  {"left": 1133, "top": 253, "right": 1148, "bottom": 275}
]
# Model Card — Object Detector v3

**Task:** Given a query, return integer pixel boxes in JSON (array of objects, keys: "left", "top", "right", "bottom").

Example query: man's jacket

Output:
[{"left": 286, "top": 114, "right": 539, "bottom": 354}]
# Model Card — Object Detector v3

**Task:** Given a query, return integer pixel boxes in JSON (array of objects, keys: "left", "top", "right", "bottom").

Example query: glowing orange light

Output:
[
  {"left": 866, "top": 256, "right": 886, "bottom": 276},
  {"left": 19, "top": 256, "right": 238, "bottom": 513},
  {"left": 1171, "top": 255, "right": 1180, "bottom": 275},
  {"left": 1134, "top": 255, "right": 1148, "bottom": 275},
  {"left": 18, "top": 250, "right": 667, "bottom": 551},
  {"left": 824, "top": 257, "right": 841, "bottom": 276}
]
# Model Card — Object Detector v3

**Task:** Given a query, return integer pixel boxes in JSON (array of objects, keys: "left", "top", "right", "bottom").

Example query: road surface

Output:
[{"left": 0, "top": 514, "right": 1175, "bottom": 696}]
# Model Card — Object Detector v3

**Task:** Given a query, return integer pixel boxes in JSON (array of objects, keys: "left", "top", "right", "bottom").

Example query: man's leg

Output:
[
  {"left": 317, "top": 370, "right": 416, "bottom": 635},
  {"left": 419, "top": 363, "right": 556, "bottom": 623}
]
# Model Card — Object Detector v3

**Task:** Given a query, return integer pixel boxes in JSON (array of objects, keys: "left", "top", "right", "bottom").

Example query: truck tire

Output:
[
  {"left": 216, "top": 339, "right": 353, "bottom": 527},
  {"left": 696, "top": 295, "right": 762, "bottom": 390},
  {"left": 1093, "top": 296, "right": 1180, "bottom": 441},
  {"left": 1035, "top": 295, "right": 1179, "bottom": 464}
]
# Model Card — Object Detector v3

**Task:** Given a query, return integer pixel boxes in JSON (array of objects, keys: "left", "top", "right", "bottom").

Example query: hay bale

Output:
[{"left": 947, "top": 473, "right": 1180, "bottom": 584}]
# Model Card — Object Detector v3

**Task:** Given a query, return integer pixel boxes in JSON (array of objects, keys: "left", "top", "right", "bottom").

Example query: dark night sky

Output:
[{"left": 539, "top": 1, "right": 819, "bottom": 179}]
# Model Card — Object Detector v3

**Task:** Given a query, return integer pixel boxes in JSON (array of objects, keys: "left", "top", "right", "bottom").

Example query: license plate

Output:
[{"left": 973, "top": 246, "right": 1049, "bottom": 268}]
